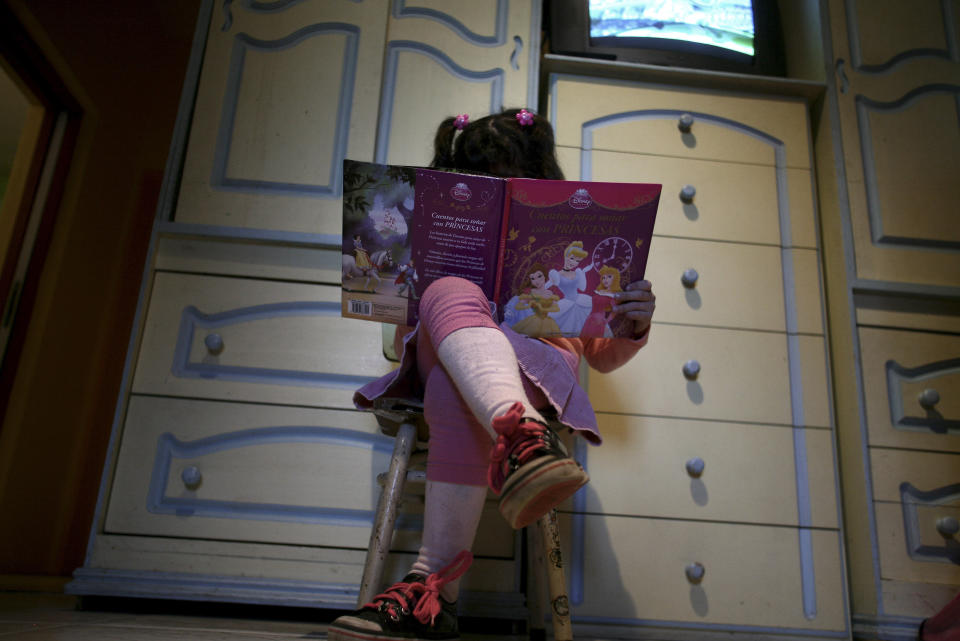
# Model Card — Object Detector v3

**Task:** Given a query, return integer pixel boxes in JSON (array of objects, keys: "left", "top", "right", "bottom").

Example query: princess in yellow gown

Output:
[
  {"left": 510, "top": 263, "right": 562, "bottom": 338},
  {"left": 353, "top": 234, "right": 372, "bottom": 270}
]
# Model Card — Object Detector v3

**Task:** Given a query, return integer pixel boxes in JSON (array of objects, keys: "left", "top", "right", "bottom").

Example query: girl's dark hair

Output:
[{"left": 430, "top": 109, "right": 564, "bottom": 180}]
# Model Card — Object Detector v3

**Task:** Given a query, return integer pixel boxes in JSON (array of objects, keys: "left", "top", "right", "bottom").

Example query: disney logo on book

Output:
[
  {"left": 568, "top": 188, "right": 592, "bottom": 210},
  {"left": 451, "top": 182, "right": 472, "bottom": 202}
]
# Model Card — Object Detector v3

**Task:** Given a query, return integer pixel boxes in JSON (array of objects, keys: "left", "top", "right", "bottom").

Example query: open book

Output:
[{"left": 341, "top": 160, "right": 660, "bottom": 338}]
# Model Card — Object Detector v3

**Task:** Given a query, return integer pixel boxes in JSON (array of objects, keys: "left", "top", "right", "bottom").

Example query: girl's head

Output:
[
  {"left": 598, "top": 265, "right": 622, "bottom": 292},
  {"left": 431, "top": 109, "right": 564, "bottom": 180},
  {"left": 563, "top": 241, "right": 588, "bottom": 268}
]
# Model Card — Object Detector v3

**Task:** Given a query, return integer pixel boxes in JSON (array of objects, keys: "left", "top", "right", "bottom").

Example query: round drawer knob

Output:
[
  {"left": 918, "top": 388, "right": 940, "bottom": 409},
  {"left": 181, "top": 465, "right": 202, "bottom": 489},
  {"left": 679, "top": 184, "right": 697, "bottom": 203},
  {"left": 205, "top": 333, "right": 224, "bottom": 355},
  {"left": 685, "top": 562, "right": 705, "bottom": 584},
  {"left": 936, "top": 516, "right": 959, "bottom": 537},
  {"left": 682, "top": 360, "right": 701, "bottom": 380},
  {"left": 685, "top": 457, "right": 705, "bottom": 478},
  {"left": 681, "top": 268, "right": 699, "bottom": 288},
  {"left": 678, "top": 113, "right": 694, "bottom": 132}
]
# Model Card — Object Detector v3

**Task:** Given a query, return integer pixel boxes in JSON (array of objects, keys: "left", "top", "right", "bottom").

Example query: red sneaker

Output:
[
  {"left": 328, "top": 551, "right": 472, "bottom": 640},
  {"left": 488, "top": 402, "right": 589, "bottom": 529}
]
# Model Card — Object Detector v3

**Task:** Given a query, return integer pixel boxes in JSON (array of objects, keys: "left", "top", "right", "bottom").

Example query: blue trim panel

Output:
[
  {"left": 572, "top": 613, "right": 848, "bottom": 637},
  {"left": 222, "top": 0, "right": 362, "bottom": 31},
  {"left": 67, "top": 567, "right": 527, "bottom": 616},
  {"left": 376, "top": 41, "right": 505, "bottom": 164},
  {"left": 570, "top": 437, "right": 588, "bottom": 606},
  {"left": 247, "top": 0, "right": 312, "bottom": 12},
  {"left": 393, "top": 0, "right": 507, "bottom": 47},
  {"left": 526, "top": 0, "right": 541, "bottom": 109},
  {"left": 68, "top": 567, "right": 362, "bottom": 608},
  {"left": 886, "top": 358, "right": 960, "bottom": 434},
  {"left": 222, "top": 0, "right": 234, "bottom": 31},
  {"left": 146, "top": 426, "right": 424, "bottom": 530},
  {"left": 580, "top": 109, "right": 784, "bottom": 154},
  {"left": 212, "top": 23, "right": 359, "bottom": 198},
  {"left": 900, "top": 482, "right": 960, "bottom": 563},
  {"left": 157, "top": 220, "right": 342, "bottom": 248},
  {"left": 171, "top": 301, "right": 379, "bottom": 389},
  {"left": 844, "top": 0, "right": 957, "bottom": 72},
  {"left": 855, "top": 84, "right": 960, "bottom": 251}
]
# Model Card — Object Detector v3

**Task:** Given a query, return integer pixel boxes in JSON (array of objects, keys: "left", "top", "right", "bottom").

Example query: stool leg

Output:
[
  {"left": 526, "top": 525, "right": 547, "bottom": 641},
  {"left": 537, "top": 509, "right": 573, "bottom": 641},
  {"left": 357, "top": 421, "right": 417, "bottom": 607}
]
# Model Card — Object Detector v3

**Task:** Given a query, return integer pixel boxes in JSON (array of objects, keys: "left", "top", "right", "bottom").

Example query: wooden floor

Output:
[{"left": 0, "top": 592, "right": 532, "bottom": 640}]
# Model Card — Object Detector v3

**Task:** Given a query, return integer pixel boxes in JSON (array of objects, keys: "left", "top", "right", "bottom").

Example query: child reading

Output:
[{"left": 329, "top": 108, "right": 656, "bottom": 641}]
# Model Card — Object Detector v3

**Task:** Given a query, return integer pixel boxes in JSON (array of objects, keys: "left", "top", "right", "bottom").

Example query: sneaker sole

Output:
[
  {"left": 328, "top": 626, "right": 458, "bottom": 641},
  {"left": 498, "top": 457, "right": 588, "bottom": 529}
]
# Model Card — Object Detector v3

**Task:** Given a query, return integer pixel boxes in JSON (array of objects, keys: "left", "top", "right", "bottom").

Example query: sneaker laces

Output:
[
  {"left": 364, "top": 550, "right": 473, "bottom": 626},
  {"left": 487, "top": 402, "right": 562, "bottom": 493}
]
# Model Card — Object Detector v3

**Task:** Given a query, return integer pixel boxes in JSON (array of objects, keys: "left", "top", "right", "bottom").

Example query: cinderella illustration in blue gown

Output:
[{"left": 547, "top": 241, "right": 594, "bottom": 336}]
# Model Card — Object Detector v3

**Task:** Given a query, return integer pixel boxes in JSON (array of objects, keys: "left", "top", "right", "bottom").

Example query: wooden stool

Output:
[{"left": 359, "top": 396, "right": 574, "bottom": 641}]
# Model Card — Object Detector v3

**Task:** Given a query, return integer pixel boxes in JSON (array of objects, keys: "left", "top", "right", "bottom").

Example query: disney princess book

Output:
[{"left": 341, "top": 159, "right": 660, "bottom": 338}]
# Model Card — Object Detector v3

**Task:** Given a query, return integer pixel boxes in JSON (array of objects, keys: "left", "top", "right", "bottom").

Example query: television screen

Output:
[{"left": 588, "top": 0, "right": 756, "bottom": 57}]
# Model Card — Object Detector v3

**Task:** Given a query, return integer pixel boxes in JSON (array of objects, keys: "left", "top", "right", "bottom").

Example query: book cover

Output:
[
  {"left": 497, "top": 179, "right": 660, "bottom": 338},
  {"left": 341, "top": 160, "right": 661, "bottom": 338}
]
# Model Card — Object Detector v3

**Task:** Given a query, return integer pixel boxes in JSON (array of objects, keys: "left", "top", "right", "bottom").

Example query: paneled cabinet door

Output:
[
  {"left": 377, "top": 0, "right": 539, "bottom": 167},
  {"left": 173, "top": 0, "right": 389, "bottom": 240},
  {"left": 828, "top": 0, "right": 960, "bottom": 288}
]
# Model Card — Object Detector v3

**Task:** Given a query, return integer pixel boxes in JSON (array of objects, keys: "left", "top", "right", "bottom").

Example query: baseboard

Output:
[{"left": 0, "top": 574, "right": 71, "bottom": 593}]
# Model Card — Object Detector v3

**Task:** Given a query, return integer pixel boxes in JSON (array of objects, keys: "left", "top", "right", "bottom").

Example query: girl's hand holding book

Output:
[{"left": 612, "top": 280, "right": 655, "bottom": 338}]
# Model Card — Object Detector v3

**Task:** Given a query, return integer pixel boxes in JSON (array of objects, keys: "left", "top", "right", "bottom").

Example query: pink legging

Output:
[{"left": 415, "top": 277, "right": 550, "bottom": 486}]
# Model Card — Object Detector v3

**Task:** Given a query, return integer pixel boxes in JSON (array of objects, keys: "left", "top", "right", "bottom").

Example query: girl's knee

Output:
[
  {"left": 422, "top": 276, "right": 484, "bottom": 304},
  {"left": 420, "top": 277, "right": 492, "bottom": 324}
]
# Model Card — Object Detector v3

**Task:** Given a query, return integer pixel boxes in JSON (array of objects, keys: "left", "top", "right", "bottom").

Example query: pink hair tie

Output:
[
  {"left": 515, "top": 108, "right": 534, "bottom": 127},
  {"left": 453, "top": 114, "right": 469, "bottom": 130}
]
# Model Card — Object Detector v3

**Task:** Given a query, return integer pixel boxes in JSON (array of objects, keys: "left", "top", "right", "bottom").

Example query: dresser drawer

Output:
[
  {"left": 154, "top": 237, "right": 345, "bottom": 285},
  {"left": 105, "top": 396, "right": 514, "bottom": 554},
  {"left": 579, "top": 414, "right": 838, "bottom": 528},
  {"left": 859, "top": 326, "right": 960, "bottom": 452},
  {"left": 645, "top": 237, "right": 822, "bottom": 333},
  {"left": 549, "top": 75, "right": 811, "bottom": 169},
  {"left": 556, "top": 146, "right": 818, "bottom": 249},
  {"left": 132, "top": 272, "right": 394, "bottom": 409},
  {"left": 871, "top": 449, "right": 960, "bottom": 504},
  {"left": 587, "top": 324, "right": 830, "bottom": 427},
  {"left": 875, "top": 501, "right": 960, "bottom": 586},
  {"left": 558, "top": 513, "right": 846, "bottom": 631},
  {"left": 870, "top": 448, "right": 960, "bottom": 584}
]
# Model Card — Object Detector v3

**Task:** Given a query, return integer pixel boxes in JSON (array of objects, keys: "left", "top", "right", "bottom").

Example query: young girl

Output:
[{"left": 328, "top": 109, "right": 656, "bottom": 641}]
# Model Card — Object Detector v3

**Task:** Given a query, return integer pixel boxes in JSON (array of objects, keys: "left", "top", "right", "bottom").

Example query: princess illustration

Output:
[
  {"left": 505, "top": 263, "right": 562, "bottom": 338},
  {"left": 581, "top": 265, "right": 622, "bottom": 338},
  {"left": 547, "top": 241, "right": 594, "bottom": 336},
  {"left": 353, "top": 234, "right": 372, "bottom": 270}
]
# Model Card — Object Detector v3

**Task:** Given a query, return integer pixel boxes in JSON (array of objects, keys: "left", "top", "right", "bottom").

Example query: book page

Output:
[
  {"left": 341, "top": 161, "right": 505, "bottom": 326},
  {"left": 497, "top": 179, "right": 661, "bottom": 338},
  {"left": 409, "top": 169, "right": 506, "bottom": 321}
]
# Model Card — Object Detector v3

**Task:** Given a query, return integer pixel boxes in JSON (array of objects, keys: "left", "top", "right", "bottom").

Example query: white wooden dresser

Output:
[
  {"left": 68, "top": 0, "right": 541, "bottom": 617},
  {"left": 544, "top": 71, "right": 849, "bottom": 638},
  {"left": 818, "top": 0, "right": 960, "bottom": 637}
]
